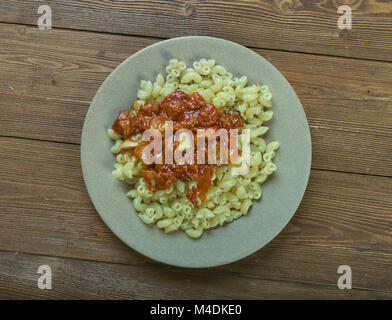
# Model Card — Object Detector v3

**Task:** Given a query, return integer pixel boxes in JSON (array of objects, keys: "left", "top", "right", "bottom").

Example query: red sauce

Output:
[{"left": 112, "top": 90, "right": 244, "bottom": 205}]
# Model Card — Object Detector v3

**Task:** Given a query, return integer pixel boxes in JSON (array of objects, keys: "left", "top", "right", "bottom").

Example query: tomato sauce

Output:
[{"left": 112, "top": 90, "right": 244, "bottom": 205}]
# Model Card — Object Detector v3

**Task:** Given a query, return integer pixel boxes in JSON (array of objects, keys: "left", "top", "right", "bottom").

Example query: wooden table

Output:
[{"left": 0, "top": 0, "right": 391, "bottom": 299}]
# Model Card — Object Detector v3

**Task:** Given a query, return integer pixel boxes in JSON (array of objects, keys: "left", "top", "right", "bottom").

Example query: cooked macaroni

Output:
[{"left": 108, "top": 58, "right": 279, "bottom": 238}]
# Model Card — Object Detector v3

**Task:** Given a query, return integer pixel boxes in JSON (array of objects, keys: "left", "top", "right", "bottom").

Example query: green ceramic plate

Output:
[{"left": 81, "top": 36, "right": 311, "bottom": 268}]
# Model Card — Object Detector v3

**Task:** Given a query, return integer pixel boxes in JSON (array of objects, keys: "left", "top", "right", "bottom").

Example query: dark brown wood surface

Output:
[
  {"left": 1, "top": 0, "right": 391, "bottom": 61},
  {"left": 0, "top": 1, "right": 391, "bottom": 299}
]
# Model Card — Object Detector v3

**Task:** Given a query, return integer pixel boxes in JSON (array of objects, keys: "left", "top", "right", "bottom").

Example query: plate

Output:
[{"left": 81, "top": 36, "right": 311, "bottom": 268}]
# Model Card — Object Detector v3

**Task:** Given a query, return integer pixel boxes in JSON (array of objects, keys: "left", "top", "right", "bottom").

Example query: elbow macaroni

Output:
[{"left": 109, "top": 58, "right": 279, "bottom": 238}]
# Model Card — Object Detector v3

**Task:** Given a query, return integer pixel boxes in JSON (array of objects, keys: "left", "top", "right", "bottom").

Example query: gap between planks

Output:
[
  {"left": 0, "top": 248, "right": 390, "bottom": 297},
  {"left": 0, "top": 133, "right": 390, "bottom": 179},
  {"left": 0, "top": 20, "right": 391, "bottom": 65}
]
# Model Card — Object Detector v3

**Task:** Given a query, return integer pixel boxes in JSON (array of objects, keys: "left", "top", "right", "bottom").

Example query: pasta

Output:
[{"left": 108, "top": 58, "right": 279, "bottom": 238}]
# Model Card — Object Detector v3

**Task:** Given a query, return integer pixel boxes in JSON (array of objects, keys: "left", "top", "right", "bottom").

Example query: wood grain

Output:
[
  {"left": 2, "top": 251, "right": 391, "bottom": 299},
  {"left": 0, "top": 0, "right": 391, "bottom": 61},
  {"left": 0, "top": 24, "right": 391, "bottom": 176},
  {"left": 0, "top": 5, "right": 391, "bottom": 299},
  {"left": 0, "top": 136, "right": 391, "bottom": 296}
]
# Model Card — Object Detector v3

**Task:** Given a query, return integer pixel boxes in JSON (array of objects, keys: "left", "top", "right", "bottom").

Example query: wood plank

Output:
[
  {"left": 0, "top": 136, "right": 391, "bottom": 293},
  {"left": 0, "top": 24, "right": 391, "bottom": 176},
  {"left": 0, "top": 251, "right": 390, "bottom": 299},
  {"left": 0, "top": 0, "right": 391, "bottom": 61}
]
